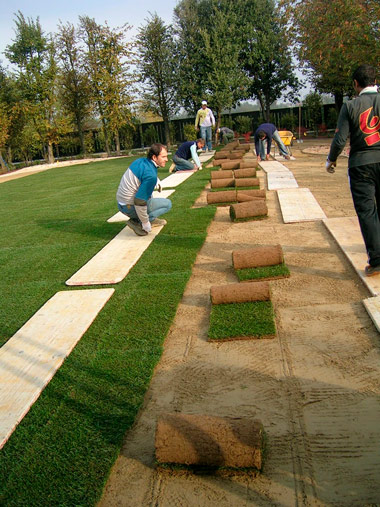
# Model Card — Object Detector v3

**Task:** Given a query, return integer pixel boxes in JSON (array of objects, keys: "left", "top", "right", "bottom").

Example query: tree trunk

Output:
[
  {"left": 76, "top": 114, "right": 86, "bottom": 155},
  {"left": 0, "top": 152, "right": 7, "bottom": 172},
  {"left": 47, "top": 142, "right": 55, "bottom": 164},
  {"left": 115, "top": 130, "right": 121, "bottom": 156},
  {"left": 163, "top": 119, "right": 171, "bottom": 147},
  {"left": 334, "top": 91, "right": 344, "bottom": 112}
]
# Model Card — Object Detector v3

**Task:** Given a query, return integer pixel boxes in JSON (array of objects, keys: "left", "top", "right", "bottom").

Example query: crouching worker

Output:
[
  {"left": 116, "top": 143, "right": 172, "bottom": 236},
  {"left": 172, "top": 138, "right": 205, "bottom": 172}
]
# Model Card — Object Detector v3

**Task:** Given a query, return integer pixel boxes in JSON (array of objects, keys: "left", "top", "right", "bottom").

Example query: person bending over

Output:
[
  {"left": 254, "top": 123, "right": 290, "bottom": 162},
  {"left": 116, "top": 143, "right": 172, "bottom": 236},
  {"left": 172, "top": 138, "right": 205, "bottom": 172}
]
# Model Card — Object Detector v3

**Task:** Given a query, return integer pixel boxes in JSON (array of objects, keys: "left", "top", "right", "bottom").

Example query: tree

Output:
[
  {"left": 174, "top": 0, "right": 248, "bottom": 134},
  {"left": 173, "top": 0, "right": 211, "bottom": 113},
  {"left": 79, "top": 16, "right": 135, "bottom": 156},
  {"left": 136, "top": 13, "right": 177, "bottom": 146},
  {"left": 198, "top": 0, "right": 248, "bottom": 132},
  {"left": 281, "top": 0, "right": 380, "bottom": 110},
  {"left": 56, "top": 22, "right": 92, "bottom": 155},
  {"left": 239, "top": 0, "right": 300, "bottom": 122},
  {"left": 304, "top": 91, "right": 323, "bottom": 135},
  {"left": 5, "top": 11, "right": 64, "bottom": 163}
]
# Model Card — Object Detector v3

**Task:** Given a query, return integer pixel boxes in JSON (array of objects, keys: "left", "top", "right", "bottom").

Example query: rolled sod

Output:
[
  {"left": 213, "top": 158, "right": 229, "bottom": 166},
  {"left": 207, "top": 190, "right": 237, "bottom": 204},
  {"left": 211, "top": 178, "right": 235, "bottom": 189},
  {"left": 233, "top": 244, "right": 284, "bottom": 269},
  {"left": 155, "top": 413, "right": 264, "bottom": 469},
  {"left": 225, "top": 140, "right": 239, "bottom": 149},
  {"left": 208, "top": 301, "right": 276, "bottom": 341},
  {"left": 211, "top": 170, "right": 234, "bottom": 179},
  {"left": 240, "top": 159, "right": 258, "bottom": 169},
  {"left": 229, "top": 152, "right": 244, "bottom": 160},
  {"left": 214, "top": 151, "right": 230, "bottom": 159},
  {"left": 235, "top": 177, "right": 260, "bottom": 188},
  {"left": 230, "top": 200, "right": 268, "bottom": 221},
  {"left": 210, "top": 280, "right": 270, "bottom": 305},
  {"left": 236, "top": 194, "right": 264, "bottom": 203},
  {"left": 220, "top": 160, "right": 240, "bottom": 170},
  {"left": 236, "top": 189, "right": 266, "bottom": 199},
  {"left": 234, "top": 168, "right": 256, "bottom": 178}
]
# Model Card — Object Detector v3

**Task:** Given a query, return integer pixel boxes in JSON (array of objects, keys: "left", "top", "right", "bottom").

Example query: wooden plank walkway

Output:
[
  {"left": 0, "top": 288, "right": 114, "bottom": 449},
  {"left": 277, "top": 188, "right": 327, "bottom": 223},
  {"left": 323, "top": 216, "right": 380, "bottom": 296},
  {"left": 66, "top": 225, "right": 164, "bottom": 286}
]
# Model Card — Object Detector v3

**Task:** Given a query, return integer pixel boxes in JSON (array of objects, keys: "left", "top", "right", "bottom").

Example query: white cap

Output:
[{"left": 201, "top": 100, "right": 207, "bottom": 105}]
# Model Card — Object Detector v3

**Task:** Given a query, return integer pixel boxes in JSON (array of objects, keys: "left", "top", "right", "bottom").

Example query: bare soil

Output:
[{"left": 99, "top": 139, "right": 380, "bottom": 506}]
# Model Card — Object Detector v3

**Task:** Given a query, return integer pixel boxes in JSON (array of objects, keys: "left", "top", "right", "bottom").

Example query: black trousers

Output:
[{"left": 349, "top": 162, "right": 380, "bottom": 267}]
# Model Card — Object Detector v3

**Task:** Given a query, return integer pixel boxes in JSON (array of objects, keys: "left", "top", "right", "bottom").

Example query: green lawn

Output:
[{"left": 0, "top": 157, "right": 215, "bottom": 506}]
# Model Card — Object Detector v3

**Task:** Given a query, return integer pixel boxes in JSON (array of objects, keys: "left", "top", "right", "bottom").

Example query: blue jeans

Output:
[
  {"left": 258, "top": 130, "right": 289, "bottom": 158},
  {"left": 118, "top": 198, "right": 172, "bottom": 223},
  {"left": 172, "top": 154, "right": 194, "bottom": 171},
  {"left": 200, "top": 126, "right": 212, "bottom": 151}
]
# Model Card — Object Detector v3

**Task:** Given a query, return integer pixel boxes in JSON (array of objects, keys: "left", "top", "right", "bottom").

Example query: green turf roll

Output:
[
  {"left": 210, "top": 280, "right": 271, "bottom": 304},
  {"left": 230, "top": 200, "right": 268, "bottom": 220},
  {"left": 207, "top": 190, "right": 237, "bottom": 204},
  {"left": 211, "top": 178, "right": 235, "bottom": 189},
  {"left": 210, "top": 170, "right": 234, "bottom": 179},
  {"left": 232, "top": 244, "right": 284, "bottom": 269}
]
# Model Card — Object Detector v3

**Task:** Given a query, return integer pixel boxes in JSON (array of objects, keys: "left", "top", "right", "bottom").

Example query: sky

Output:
[{"left": 0, "top": 0, "right": 180, "bottom": 67}]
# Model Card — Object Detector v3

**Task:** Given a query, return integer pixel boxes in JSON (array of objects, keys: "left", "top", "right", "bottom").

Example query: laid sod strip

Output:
[
  {"left": 155, "top": 413, "right": 264, "bottom": 469},
  {"left": 208, "top": 301, "right": 276, "bottom": 341},
  {"left": 0, "top": 288, "right": 114, "bottom": 449},
  {"left": 0, "top": 158, "right": 215, "bottom": 506},
  {"left": 236, "top": 263, "right": 290, "bottom": 281}
]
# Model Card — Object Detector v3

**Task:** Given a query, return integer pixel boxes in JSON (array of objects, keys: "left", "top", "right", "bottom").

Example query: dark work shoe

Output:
[
  {"left": 127, "top": 219, "right": 148, "bottom": 236},
  {"left": 365, "top": 264, "right": 380, "bottom": 277}
]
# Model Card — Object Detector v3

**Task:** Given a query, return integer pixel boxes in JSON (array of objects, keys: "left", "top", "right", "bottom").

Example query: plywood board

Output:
[
  {"left": 259, "top": 160, "right": 290, "bottom": 173},
  {"left": 198, "top": 150, "right": 215, "bottom": 162},
  {"left": 323, "top": 216, "right": 380, "bottom": 296},
  {"left": 108, "top": 190, "right": 175, "bottom": 223},
  {"left": 277, "top": 188, "right": 326, "bottom": 223},
  {"left": 160, "top": 171, "right": 195, "bottom": 188},
  {"left": 267, "top": 172, "right": 298, "bottom": 190},
  {"left": 363, "top": 296, "right": 380, "bottom": 333},
  {"left": 66, "top": 225, "right": 163, "bottom": 286},
  {"left": 0, "top": 288, "right": 114, "bottom": 449}
]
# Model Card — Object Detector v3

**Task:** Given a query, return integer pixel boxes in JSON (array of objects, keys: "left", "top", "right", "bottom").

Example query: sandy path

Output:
[{"left": 99, "top": 140, "right": 380, "bottom": 506}]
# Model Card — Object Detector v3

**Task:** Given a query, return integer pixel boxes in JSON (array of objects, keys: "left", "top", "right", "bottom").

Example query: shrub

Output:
[
  {"left": 234, "top": 115, "right": 252, "bottom": 134},
  {"left": 183, "top": 124, "right": 198, "bottom": 140}
]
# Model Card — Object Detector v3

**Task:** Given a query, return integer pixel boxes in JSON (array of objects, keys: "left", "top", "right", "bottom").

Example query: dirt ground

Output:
[{"left": 99, "top": 139, "right": 380, "bottom": 506}]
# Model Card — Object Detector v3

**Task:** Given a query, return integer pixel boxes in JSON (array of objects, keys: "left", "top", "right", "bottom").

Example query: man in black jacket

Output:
[{"left": 327, "top": 64, "right": 380, "bottom": 276}]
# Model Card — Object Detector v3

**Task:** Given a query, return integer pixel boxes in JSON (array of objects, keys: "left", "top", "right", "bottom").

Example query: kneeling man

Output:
[{"left": 116, "top": 143, "right": 172, "bottom": 236}]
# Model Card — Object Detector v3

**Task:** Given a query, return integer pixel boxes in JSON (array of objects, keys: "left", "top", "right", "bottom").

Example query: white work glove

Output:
[
  {"left": 198, "top": 164, "right": 203, "bottom": 171},
  {"left": 325, "top": 158, "right": 336, "bottom": 173},
  {"left": 155, "top": 178, "right": 162, "bottom": 192},
  {"left": 142, "top": 221, "right": 152, "bottom": 233}
]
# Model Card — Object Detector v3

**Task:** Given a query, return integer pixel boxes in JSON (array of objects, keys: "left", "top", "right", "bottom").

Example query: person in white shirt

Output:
[{"left": 195, "top": 100, "right": 216, "bottom": 152}]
